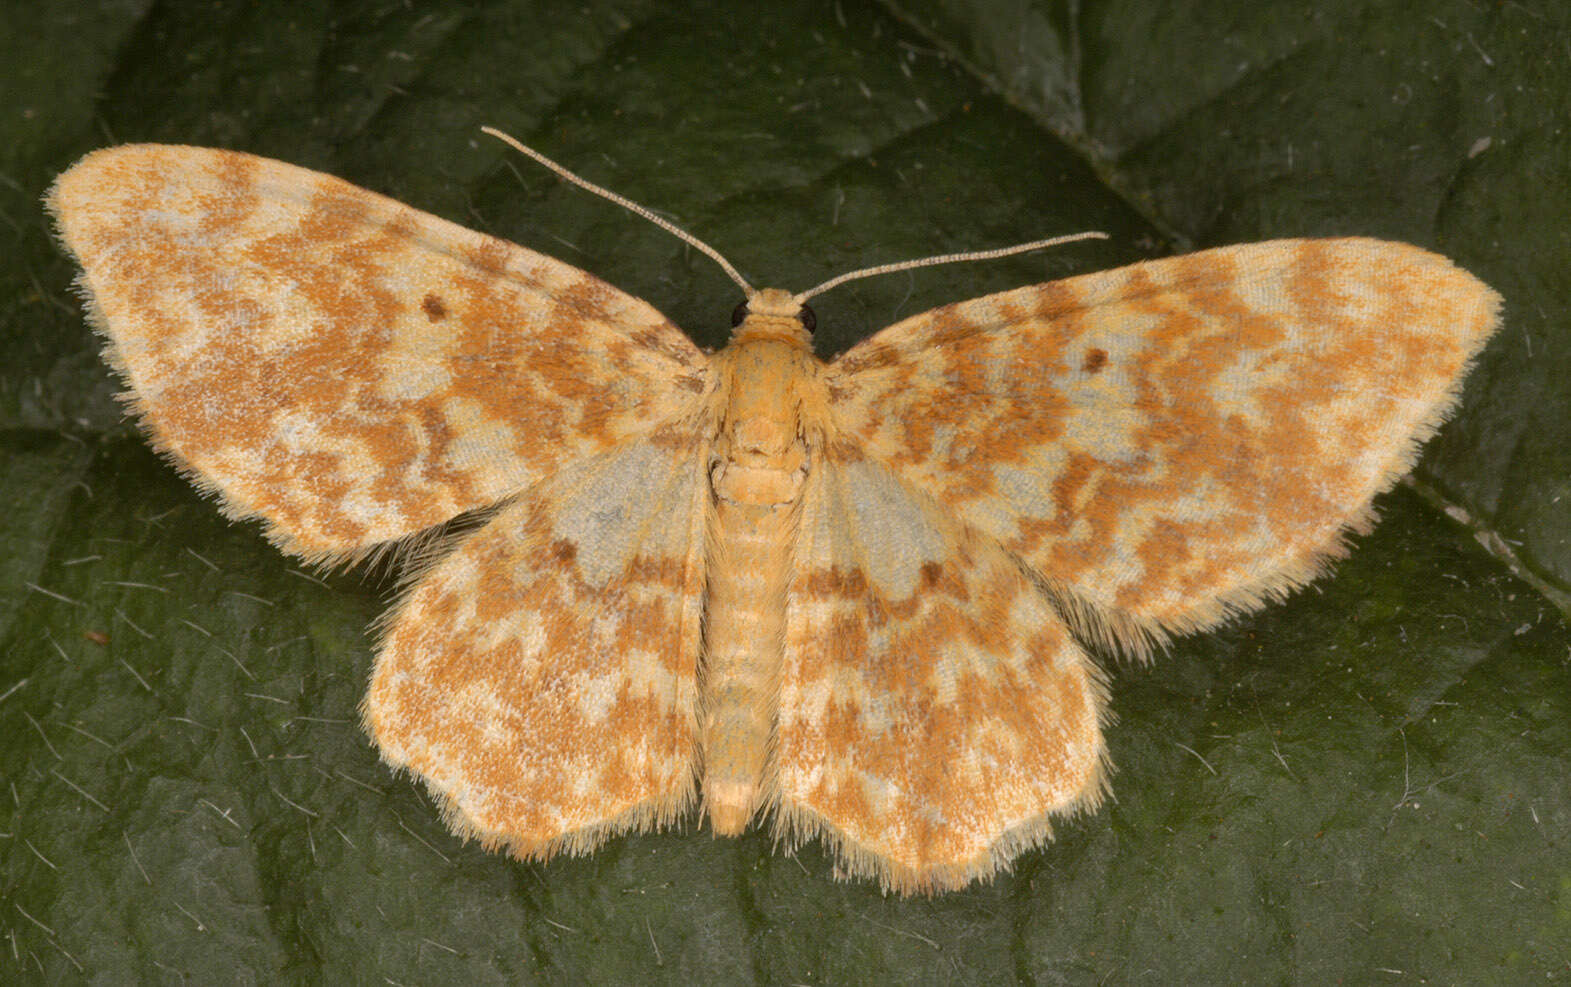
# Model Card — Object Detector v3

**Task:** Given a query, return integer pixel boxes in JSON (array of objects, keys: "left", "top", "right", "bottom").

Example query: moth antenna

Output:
[
  {"left": 482, "top": 126, "right": 757, "bottom": 298},
  {"left": 794, "top": 231, "right": 1110, "bottom": 304}
]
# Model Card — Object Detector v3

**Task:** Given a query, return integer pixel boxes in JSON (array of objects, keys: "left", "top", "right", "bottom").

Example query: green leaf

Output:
[{"left": 4, "top": 0, "right": 1567, "bottom": 981}]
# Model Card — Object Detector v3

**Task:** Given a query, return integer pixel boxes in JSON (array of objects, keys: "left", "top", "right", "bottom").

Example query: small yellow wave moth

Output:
[{"left": 47, "top": 133, "right": 1500, "bottom": 894}]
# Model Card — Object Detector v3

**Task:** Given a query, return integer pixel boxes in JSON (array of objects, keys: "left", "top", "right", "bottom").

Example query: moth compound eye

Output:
[
  {"left": 799, "top": 303, "right": 817, "bottom": 334},
  {"left": 731, "top": 301, "right": 749, "bottom": 327}
]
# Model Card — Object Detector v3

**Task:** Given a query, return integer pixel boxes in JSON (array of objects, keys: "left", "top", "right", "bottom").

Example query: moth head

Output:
[{"left": 729, "top": 287, "right": 816, "bottom": 344}]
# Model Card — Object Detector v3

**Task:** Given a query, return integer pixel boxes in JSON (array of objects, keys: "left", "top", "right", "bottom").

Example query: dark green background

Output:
[{"left": 3, "top": 0, "right": 1568, "bottom": 982}]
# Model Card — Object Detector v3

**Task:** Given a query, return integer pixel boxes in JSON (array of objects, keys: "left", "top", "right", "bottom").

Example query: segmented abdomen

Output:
[{"left": 700, "top": 495, "right": 796, "bottom": 834}]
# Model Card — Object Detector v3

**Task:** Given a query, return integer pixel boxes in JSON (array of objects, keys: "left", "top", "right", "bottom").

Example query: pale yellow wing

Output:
[
  {"left": 826, "top": 238, "right": 1500, "bottom": 650},
  {"left": 366, "top": 422, "right": 709, "bottom": 856},
  {"left": 48, "top": 144, "right": 706, "bottom": 562},
  {"left": 774, "top": 455, "right": 1108, "bottom": 894}
]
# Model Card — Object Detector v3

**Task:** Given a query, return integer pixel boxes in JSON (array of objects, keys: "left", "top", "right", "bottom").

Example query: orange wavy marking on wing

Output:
[
  {"left": 827, "top": 239, "right": 1500, "bottom": 650},
  {"left": 773, "top": 456, "right": 1108, "bottom": 894},
  {"left": 365, "top": 427, "right": 709, "bottom": 856},
  {"left": 48, "top": 144, "right": 706, "bottom": 562}
]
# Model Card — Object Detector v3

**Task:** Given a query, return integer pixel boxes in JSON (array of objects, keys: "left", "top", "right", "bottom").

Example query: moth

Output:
[{"left": 47, "top": 133, "right": 1500, "bottom": 894}]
